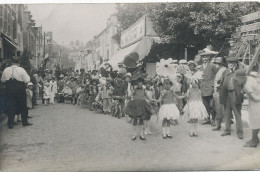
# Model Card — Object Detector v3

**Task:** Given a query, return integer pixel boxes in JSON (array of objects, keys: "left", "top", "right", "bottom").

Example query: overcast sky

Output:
[{"left": 28, "top": 4, "right": 116, "bottom": 45}]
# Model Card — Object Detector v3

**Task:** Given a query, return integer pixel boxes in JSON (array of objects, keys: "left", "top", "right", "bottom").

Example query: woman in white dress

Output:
[{"left": 243, "top": 70, "right": 260, "bottom": 147}]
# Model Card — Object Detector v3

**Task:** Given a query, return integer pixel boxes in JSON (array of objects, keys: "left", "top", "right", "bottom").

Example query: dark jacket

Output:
[
  {"left": 199, "top": 62, "right": 218, "bottom": 97},
  {"left": 219, "top": 68, "right": 244, "bottom": 105}
]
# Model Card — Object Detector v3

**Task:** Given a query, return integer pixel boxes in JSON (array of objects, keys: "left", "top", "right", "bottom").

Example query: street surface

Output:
[{"left": 0, "top": 101, "right": 260, "bottom": 172}]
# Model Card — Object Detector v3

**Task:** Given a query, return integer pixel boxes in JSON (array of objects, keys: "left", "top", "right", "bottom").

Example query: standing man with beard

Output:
[
  {"left": 220, "top": 56, "right": 245, "bottom": 139},
  {"left": 199, "top": 51, "right": 219, "bottom": 125},
  {"left": 1, "top": 57, "right": 32, "bottom": 129}
]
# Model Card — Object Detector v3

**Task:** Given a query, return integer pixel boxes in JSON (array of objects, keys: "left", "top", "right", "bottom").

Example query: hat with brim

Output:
[
  {"left": 179, "top": 59, "right": 188, "bottom": 64},
  {"left": 188, "top": 60, "right": 197, "bottom": 66},
  {"left": 27, "top": 82, "right": 33, "bottom": 86},
  {"left": 233, "top": 68, "right": 246, "bottom": 84},
  {"left": 226, "top": 56, "right": 238, "bottom": 62}
]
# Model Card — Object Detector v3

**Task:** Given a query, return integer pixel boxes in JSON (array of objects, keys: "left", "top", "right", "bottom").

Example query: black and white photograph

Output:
[{"left": 0, "top": 1, "right": 260, "bottom": 171}]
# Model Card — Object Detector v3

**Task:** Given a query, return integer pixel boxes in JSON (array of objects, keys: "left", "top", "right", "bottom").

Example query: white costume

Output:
[{"left": 49, "top": 80, "right": 57, "bottom": 104}]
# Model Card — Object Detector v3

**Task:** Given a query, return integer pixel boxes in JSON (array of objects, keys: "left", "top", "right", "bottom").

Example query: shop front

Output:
[
  {"left": 1, "top": 33, "right": 22, "bottom": 60},
  {"left": 100, "top": 15, "right": 161, "bottom": 71}
]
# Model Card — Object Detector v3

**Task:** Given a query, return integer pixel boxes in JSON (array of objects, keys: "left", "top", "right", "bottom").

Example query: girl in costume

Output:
[
  {"left": 158, "top": 79, "right": 185, "bottom": 139},
  {"left": 125, "top": 76, "right": 152, "bottom": 141},
  {"left": 183, "top": 71, "right": 208, "bottom": 137}
]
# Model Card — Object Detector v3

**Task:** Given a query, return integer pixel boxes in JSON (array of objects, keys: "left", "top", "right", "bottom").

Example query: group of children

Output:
[{"left": 35, "top": 64, "right": 208, "bottom": 141}]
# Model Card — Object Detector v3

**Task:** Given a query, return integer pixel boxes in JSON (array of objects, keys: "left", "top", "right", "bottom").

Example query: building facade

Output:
[{"left": 93, "top": 14, "right": 119, "bottom": 69}]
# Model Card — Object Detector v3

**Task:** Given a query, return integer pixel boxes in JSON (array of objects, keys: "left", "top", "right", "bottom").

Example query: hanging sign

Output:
[
  {"left": 241, "top": 11, "right": 260, "bottom": 23},
  {"left": 120, "top": 16, "right": 146, "bottom": 48}
]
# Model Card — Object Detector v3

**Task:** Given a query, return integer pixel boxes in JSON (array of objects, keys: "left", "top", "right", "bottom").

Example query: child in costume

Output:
[
  {"left": 125, "top": 76, "right": 152, "bottom": 141},
  {"left": 183, "top": 71, "right": 208, "bottom": 137},
  {"left": 158, "top": 79, "right": 185, "bottom": 139}
]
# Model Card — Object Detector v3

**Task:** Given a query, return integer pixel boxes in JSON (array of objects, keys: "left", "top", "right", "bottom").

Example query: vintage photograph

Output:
[{"left": 0, "top": 1, "right": 260, "bottom": 171}]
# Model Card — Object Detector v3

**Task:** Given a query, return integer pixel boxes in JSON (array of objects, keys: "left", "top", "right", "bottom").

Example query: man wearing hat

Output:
[
  {"left": 199, "top": 51, "right": 219, "bottom": 125},
  {"left": 212, "top": 57, "right": 227, "bottom": 131},
  {"left": 219, "top": 56, "right": 244, "bottom": 139},
  {"left": 1, "top": 57, "right": 32, "bottom": 128}
]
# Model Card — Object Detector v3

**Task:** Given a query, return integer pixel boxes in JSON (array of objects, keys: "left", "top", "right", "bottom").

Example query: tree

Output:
[{"left": 115, "top": 2, "right": 260, "bottom": 59}]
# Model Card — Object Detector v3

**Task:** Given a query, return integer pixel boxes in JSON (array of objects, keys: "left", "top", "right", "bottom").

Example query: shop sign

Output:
[
  {"left": 241, "top": 11, "right": 260, "bottom": 23},
  {"left": 120, "top": 16, "right": 146, "bottom": 48},
  {"left": 239, "top": 22, "right": 260, "bottom": 32}
]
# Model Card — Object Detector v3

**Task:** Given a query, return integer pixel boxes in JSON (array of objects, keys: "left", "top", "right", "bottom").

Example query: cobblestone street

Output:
[{"left": 0, "top": 103, "right": 260, "bottom": 172}]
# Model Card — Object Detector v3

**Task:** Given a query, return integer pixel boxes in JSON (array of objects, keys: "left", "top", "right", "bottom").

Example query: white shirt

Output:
[{"left": 1, "top": 65, "right": 30, "bottom": 83}]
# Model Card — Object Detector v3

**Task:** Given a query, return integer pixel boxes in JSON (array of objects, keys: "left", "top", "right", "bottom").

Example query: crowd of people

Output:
[{"left": 1, "top": 50, "right": 260, "bottom": 148}]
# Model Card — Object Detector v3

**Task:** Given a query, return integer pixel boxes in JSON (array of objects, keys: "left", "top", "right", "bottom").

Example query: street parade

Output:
[{"left": 0, "top": 2, "right": 260, "bottom": 171}]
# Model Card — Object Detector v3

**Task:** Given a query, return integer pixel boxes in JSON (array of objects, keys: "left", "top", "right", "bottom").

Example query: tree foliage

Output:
[{"left": 115, "top": 2, "right": 260, "bottom": 53}]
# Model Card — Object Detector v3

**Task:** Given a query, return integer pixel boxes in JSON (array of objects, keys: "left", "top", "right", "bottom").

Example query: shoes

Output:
[
  {"left": 140, "top": 136, "right": 146, "bottom": 140},
  {"left": 221, "top": 132, "right": 231, "bottom": 136},
  {"left": 243, "top": 142, "right": 258, "bottom": 148},
  {"left": 147, "top": 131, "right": 152, "bottom": 135},
  {"left": 212, "top": 126, "right": 221, "bottom": 131},
  {"left": 163, "top": 135, "right": 167, "bottom": 139},
  {"left": 13, "top": 122, "right": 19, "bottom": 125},
  {"left": 131, "top": 136, "right": 136, "bottom": 141},
  {"left": 202, "top": 120, "right": 211, "bottom": 125},
  {"left": 166, "top": 134, "right": 173, "bottom": 138},
  {"left": 23, "top": 123, "right": 33, "bottom": 127},
  {"left": 189, "top": 132, "right": 198, "bottom": 137},
  {"left": 230, "top": 120, "right": 234, "bottom": 124},
  {"left": 237, "top": 134, "right": 243, "bottom": 139},
  {"left": 211, "top": 120, "right": 216, "bottom": 127},
  {"left": 8, "top": 125, "right": 13, "bottom": 129},
  {"left": 28, "top": 116, "right": 33, "bottom": 118}
]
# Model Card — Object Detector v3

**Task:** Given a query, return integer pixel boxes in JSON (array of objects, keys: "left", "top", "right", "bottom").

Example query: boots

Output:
[{"left": 212, "top": 120, "right": 221, "bottom": 131}]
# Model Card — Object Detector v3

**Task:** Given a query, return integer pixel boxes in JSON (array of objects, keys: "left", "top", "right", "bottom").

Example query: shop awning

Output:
[
  {"left": 100, "top": 36, "right": 161, "bottom": 70},
  {"left": 2, "top": 36, "right": 22, "bottom": 52}
]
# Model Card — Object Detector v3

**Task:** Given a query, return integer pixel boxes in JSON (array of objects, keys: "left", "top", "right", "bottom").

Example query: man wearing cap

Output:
[
  {"left": 199, "top": 52, "right": 219, "bottom": 125},
  {"left": 219, "top": 56, "right": 244, "bottom": 139},
  {"left": 212, "top": 57, "right": 226, "bottom": 131},
  {"left": 1, "top": 57, "right": 32, "bottom": 128}
]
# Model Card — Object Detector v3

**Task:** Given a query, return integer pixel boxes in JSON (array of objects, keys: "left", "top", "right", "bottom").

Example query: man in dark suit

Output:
[
  {"left": 219, "top": 56, "right": 244, "bottom": 139},
  {"left": 199, "top": 52, "right": 219, "bottom": 125}
]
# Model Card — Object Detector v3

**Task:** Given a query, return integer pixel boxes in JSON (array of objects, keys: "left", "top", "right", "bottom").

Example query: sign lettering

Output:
[
  {"left": 241, "top": 11, "right": 260, "bottom": 23},
  {"left": 120, "top": 16, "right": 145, "bottom": 48},
  {"left": 239, "top": 22, "right": 260, "bottom": 32}
]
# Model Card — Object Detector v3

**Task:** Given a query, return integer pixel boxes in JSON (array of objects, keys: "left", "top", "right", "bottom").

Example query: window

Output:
[
  {"left": 4, "top": 8, "right": 7, "bottom": 20},
  {"left": 0, "top": 6, "right": 3, "bottom": 17}
]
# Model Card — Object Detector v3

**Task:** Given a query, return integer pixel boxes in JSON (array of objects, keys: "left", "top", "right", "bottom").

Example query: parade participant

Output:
[
  {"left": 58, "top": 74, "right": 65, "bottom": 92},
  {"left": 89, "top": 79, "right": 99, "bottom": 111},
  {"left": 198, "top": 51, "right": 218, "bottom": 125},
  {"left": 188, "top": 61, "right": 197, "bottom": 74},
  {"left": 91, "top": 70, "right": 99, "bottom": 80},
  {"left": 125, "top": 76, "right": 152, "bottom": 141},
  {"left": 220, "top": 57, "right": 244, "bottom": 139},
  {"left": 101, "top": 79, "right": 114, "bottom": 114},
  {"left": 183, "top": 71, "right": 208, "bottom": 137},
  {"left": 43, "top": 81, "right": 51, "bottom": 106},
  {"left": 212, "top": 57, "right": 227, "bottom": 131},
  {"left": 26, "top": 82, "right": 34, "bottom": 109},
  {"left": 49, "top": 77, "right": 58, "bottom": 104},
  {"left": 144, "top": 79, "right": 157, "bottom": 135},
  {"left": 243, "top": 69, "right": 260, "bottom": 148},
  {"left": 124, "top": 73, "right": 132, "bottom": 122},
  {"left": 158, "top": 79, "right": 184, "bottom": 139},
  {"left": 118, "top": 62, "right": 127, "bottom": 76},
  {"left": 1, "top": 57, "right": 32, "bottom": 128},
  {"left": 112, "top": 73, "right": 127, "bottom": 117},
  {"left": 171, "top": 73, "right": 183, "bottom": 111}
]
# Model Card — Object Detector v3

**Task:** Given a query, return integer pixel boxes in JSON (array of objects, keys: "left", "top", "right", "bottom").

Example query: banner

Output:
[{"left": 120, "top": 16, "right": 146, "bottom": 48}]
